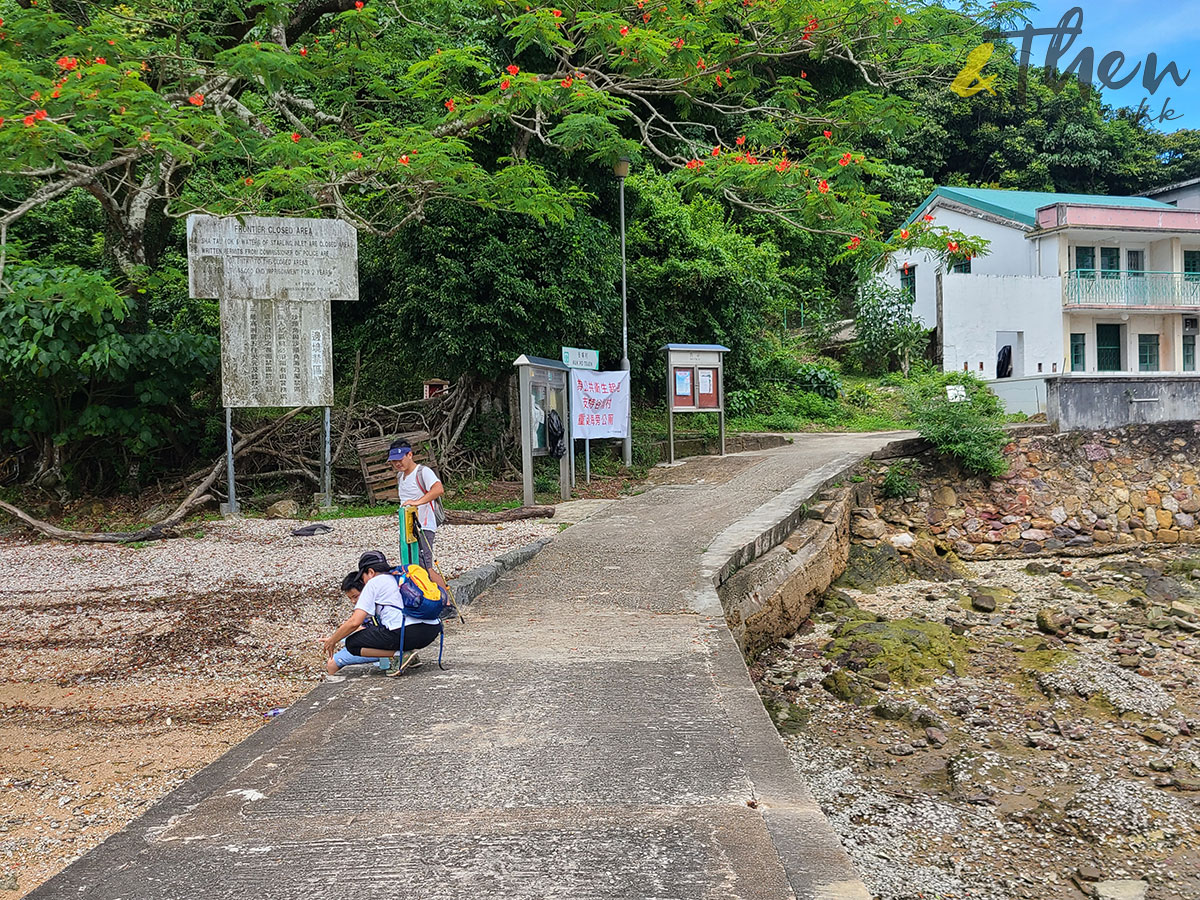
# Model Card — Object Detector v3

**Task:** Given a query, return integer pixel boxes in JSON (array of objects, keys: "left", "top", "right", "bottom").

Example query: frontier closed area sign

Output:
[
  {"left": 187, "top": 214, "right": 358, "bottom": 408},
  {"left": 218, "top": 298, "right": 333, "bottom": 408},
  {"left": 187, "top": 214, "right": 358, "bottom": 302}
]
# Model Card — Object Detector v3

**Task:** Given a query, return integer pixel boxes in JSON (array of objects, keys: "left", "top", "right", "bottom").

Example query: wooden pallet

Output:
[{"left": 355, "top": 431, "right": 433, "bottom": 505}]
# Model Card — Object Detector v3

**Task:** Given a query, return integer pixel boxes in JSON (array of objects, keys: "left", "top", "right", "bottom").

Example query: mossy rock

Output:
[
  {"left": 819, "top": 669, "right": 877, "bottom": 706},
  {"left": 824, "top": 616, "right": 967, "bottom": 686},
  {"left": 966, "top": 584, "right": 1016, "bottom": 613},
  {"left": 907, "top": 538, "right": 972, "bottom": 583},
  {"left": 1164, "top": 557, "right": 1200, "bottom": 576},
  {"left": 1092, "top": 585, "right": 1145, "bottom": 606},
  {"left": 835, "top": 543, "right": 909, "bottom": 592}
]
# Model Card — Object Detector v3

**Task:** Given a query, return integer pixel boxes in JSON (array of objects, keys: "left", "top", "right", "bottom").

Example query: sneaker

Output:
[{"left": 385, "top": 652, "right": 421, "bottom": 676}]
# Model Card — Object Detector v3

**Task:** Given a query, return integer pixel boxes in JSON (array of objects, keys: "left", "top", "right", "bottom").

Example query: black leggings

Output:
[{"left": 345, "top": 622, "right": 442, "bottom": 656}]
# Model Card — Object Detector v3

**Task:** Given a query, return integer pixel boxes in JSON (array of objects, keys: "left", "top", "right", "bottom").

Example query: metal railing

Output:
[{"left": 1065, "top": 270, "right": 1200, "bottom": 307}]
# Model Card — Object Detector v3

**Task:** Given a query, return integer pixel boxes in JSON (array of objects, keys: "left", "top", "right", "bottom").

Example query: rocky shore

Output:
[{"left": 755, "top": 545, "right": 1200, "bottom": 900}]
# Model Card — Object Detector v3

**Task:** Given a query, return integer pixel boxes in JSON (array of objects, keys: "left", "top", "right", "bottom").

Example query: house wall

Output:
[
  {"left": 1147, "top": 183, "right": 1200, "bottom": 211},
  {"left": 1065, "top": 312, "right": 1187, "bottom": 372},
  {"left": 941, "top": 274, "right": 1064, "bottom": 378},
  {"left": 879, "top": 207, "right": 1036, "bottom": 326}
]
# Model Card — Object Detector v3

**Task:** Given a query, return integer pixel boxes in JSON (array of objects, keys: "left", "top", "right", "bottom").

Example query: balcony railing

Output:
[{"left": 1065, "top": 270, "right": 1200, "bottom": 307}]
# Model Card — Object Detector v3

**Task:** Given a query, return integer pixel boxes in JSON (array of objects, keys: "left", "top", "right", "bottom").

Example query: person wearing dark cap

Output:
[
  {"left": 388, "top": 441, "right": 446, "bottom": 587},
  {"left": 320, "top": 550, "right": 442, "bottom": 677}
]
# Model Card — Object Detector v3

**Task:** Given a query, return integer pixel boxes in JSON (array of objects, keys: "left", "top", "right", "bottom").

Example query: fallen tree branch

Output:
[
  {"left": 0, "top": 408, "right": 307, "bottom": 543},
  {"left": 0, "top": 496, "right": 211, "bottom": 543},
  {"left": 445, "top": 506, "right": 554, "bottom": 525}
]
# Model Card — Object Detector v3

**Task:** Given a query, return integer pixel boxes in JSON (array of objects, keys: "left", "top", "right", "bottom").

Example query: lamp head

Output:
[{"left": 613, "top": 155, "right": 631, "bottom": 179}]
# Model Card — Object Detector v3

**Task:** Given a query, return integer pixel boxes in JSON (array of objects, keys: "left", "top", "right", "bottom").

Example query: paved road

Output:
[{"left": 31, "top": 434, "right": 900, "bottom": 900}]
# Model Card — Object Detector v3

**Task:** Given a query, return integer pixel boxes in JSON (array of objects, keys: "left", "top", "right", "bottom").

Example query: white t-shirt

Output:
[
  {"left": 397, "top": 464, "right": 442, "bottom": 532},
  {"left": 355, "top": 573, "right": 405, "bottom": 630},
  {"left": 354, "top": 570, "right": 440, "bottom": 628}
]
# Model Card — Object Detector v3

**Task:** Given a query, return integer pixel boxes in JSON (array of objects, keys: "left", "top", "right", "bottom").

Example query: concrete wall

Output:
[
  {"left": 879, "top": 208, "right": 1036, "bottom": 326},
  {"left": 1047, "top": 374, "right": 1200, "bottom": 431},
  {"left": 942, "top": 274, "right": 1064, "bottom": 378},
  {"left": 1151, "top": 183, "right": 1200, "bottom": 211},
  {"left": 987, "top": 375, "right": 1048, "bottom": 416}
]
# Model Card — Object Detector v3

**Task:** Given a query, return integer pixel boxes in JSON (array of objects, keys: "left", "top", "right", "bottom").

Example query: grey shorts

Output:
[{"left": 417, "top": 529, "right": 436, "bottom": 571}]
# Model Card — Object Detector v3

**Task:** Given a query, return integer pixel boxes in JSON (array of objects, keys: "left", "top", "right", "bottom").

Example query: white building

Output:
[{"left": 881, "top": 188, "right": 1200, "bottom": 404}]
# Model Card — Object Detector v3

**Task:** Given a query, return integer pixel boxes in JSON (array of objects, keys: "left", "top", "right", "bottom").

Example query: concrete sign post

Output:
[
  {"left": 661, "top": 343, "right": 730, "bottom": 464},
  {"left": 188, "top": 214, "right": 358, "bottom": 515},
  {"left": 514, "top": 355, "right": 571, "bottom": 507}
]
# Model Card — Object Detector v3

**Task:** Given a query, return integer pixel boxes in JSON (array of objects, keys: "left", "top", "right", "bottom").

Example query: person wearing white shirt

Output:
[
  {"left": 321, "top": 550, "right": 441, "bottom": 676},
  {"left": 389, "top": 441, "right": 447, "bottom": 588}
]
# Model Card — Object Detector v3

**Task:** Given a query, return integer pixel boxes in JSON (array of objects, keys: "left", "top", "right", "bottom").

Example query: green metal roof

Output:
[{"left": 907, "top": 187, "right": 1175, "bottom": 228}]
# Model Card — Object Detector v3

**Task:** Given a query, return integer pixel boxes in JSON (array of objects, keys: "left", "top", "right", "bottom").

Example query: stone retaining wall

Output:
[
  {"left": 719, "top": 482, "right": 866, "bottom": 657},
  {"left": 869, "top": 423, "right": 1200, "bottom": 558},
  {"left": 650, "top": 432, "right": 790, "bottom": 461}
]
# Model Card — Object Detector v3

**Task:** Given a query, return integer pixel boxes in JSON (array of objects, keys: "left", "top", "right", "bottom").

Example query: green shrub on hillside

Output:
[
  {"left": 904, "top": 373, "right": 1008, "bottom": 477},
  {"left": 796, "top": 363, "right": 842, "bottom": 400}
]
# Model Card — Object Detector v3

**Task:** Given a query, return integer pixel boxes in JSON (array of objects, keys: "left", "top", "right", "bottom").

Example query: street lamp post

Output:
[{"left": 614, "top": 155, "right": 632, "bottom": 467}]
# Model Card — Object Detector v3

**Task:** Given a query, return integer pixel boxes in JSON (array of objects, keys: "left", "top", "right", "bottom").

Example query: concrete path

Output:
[{"left": 31, "top": 433, "right": 902, "bottom": 900}]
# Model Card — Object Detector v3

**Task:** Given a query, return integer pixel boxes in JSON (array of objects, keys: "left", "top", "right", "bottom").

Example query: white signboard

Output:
[
  {"left": 946, "top": 385, "right": 968, "bottom": 403},
  {"left": 187, "top": 214, "right": 359, "bottom": 302},
  {"left": 570, "top": 369, "right": 630, "bottom": 438},
  {"left": 219, "top": 297, "right": 333, "bottom": 407},
  {"left": 562, "top": 346, "right": 599, "bottom": 370}
]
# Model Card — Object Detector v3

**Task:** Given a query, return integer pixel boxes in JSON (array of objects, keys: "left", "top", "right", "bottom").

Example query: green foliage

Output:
[
  {"left": 879, "top": 461, "right": 917, "bottom": 500},
  {"left": 853, "top": 280, "right": 927, "bottom": 375},
  {"left": 796, "top": 363, "right": 842, "bottom": 400},
  {"left": 0, "top": 263, "right": 218, "bottom": 483},
  {"left": 904, "top": 372, "right": 1008, "bottom": 477},
  {"left": 845, "top": 383, "right": 874, "bottom": 409}
]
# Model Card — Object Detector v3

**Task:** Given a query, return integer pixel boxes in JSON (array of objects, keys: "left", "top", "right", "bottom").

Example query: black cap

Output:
[{"left": 358, "top": 550, "right": 390, "bottom": 573}]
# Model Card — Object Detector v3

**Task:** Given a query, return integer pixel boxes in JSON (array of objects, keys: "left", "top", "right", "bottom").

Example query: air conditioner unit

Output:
[{"left": 1184, "top": 317, "right": 1199, "bottom": 335}]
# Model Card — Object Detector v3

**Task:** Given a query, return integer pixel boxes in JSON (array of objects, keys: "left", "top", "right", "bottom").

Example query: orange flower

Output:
[
  {"left": 847, "top": 236, "right": 861, "bottom": 250},
  {"left": 838, "top": 152, "right": 851, "bottom": 166},
  {"left": 444, "top": 98, "right": 456, "bottom": 111},
  {"left": 551, "top": 8, "right": 562, "bottom": 15},
  {"left": 398, "top": 155, "right": 410, "bottom": 165},
  {"left": 291, "top": 132, "right": 301, "bottom": 142},
  {"left": 244, "top": 177, "right": 254, "bottom": 185},
  {"left": 506, "top": 64, "right": 519, "bottom": 76},
  {"left": 900, "top": 228, "right": 909, "bottom": 239},
  {"left": 33, "top": 109, "right": 47, "bottom": 120},
  {"left": 711, "top": 146, "right": 720, "bottom": 157},
  {"left": 818, "top": 179, "right": 829, "bottom": 193},
  {"left": 560, "top": 77, "right": 573, "bottom": 88},
  {"left": 736, "top": 135, "right": 745, "bottom": 146},
  {"left": 500, "top": 78, "right": 510, "bottom": 90},
  {"left": 823, "top": 130, "right": 832, "bottom": 139},
  {"left": 619, "top": 25, "right": 628, "bottom": 35},
  {"left": 188, "top": 93, "right": 204, "bottom": 106}
]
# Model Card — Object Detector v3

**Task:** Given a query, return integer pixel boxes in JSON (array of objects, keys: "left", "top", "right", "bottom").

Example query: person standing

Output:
[{"left": 388, "top": 441, "right": 446, "bottom": 586}]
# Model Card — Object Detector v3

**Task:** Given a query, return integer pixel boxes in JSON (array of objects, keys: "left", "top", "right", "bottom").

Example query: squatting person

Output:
[{"left": 321, "top": 551, "right": 442, "bottom": 676}]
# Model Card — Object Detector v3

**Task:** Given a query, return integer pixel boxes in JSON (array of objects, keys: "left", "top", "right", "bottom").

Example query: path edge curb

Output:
[
  {"left": 448, "top": 536, "right": 553, "bottom": 606},
  {"left": 698, "top": 448, "right": 874, "bottom": 900}
]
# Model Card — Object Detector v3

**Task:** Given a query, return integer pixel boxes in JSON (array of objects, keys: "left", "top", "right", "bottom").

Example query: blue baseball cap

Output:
[{"left": 387, "top": 443, "right": 412, "bottom": 461}]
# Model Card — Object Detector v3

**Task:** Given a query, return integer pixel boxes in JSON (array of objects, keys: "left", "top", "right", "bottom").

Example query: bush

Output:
[
  {"left": 794, "top": 391, "right": 844, "bottom": 423},
  {"left": 880, "top": 461, "right": 918, "bottom": 499},
  {"left": 845, "top": 383, "right": 874, "bottom": 409},
  {"left": 796, "top": 363, "right": 842, "bottom": 400},
  {"left": 904, "top": 372, "right": 1008, "bottom": 477},
  {"left": 726, "top": 389, "right": 759, "bottom": 418}
]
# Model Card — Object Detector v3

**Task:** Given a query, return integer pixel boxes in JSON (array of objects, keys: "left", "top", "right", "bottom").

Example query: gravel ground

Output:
[
  {"left": 755, "top": 549, "right": 1200, "bottom": 900},
  {"left": 0, "top": 514, "right": 559, "bottom": 898}
]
